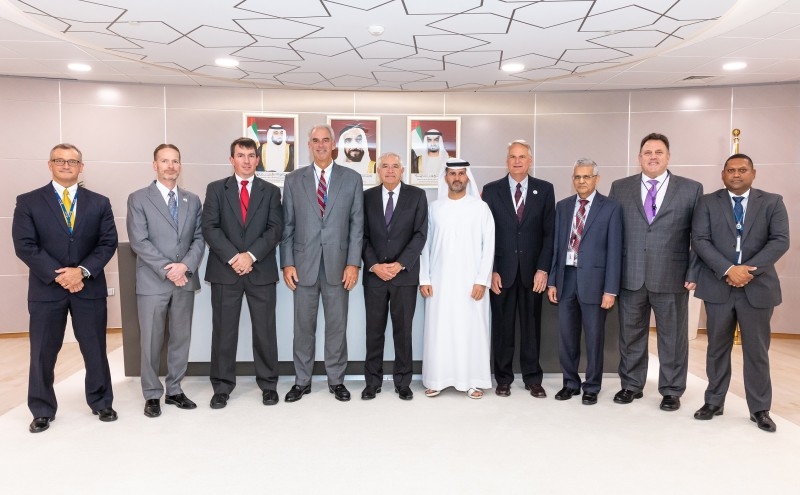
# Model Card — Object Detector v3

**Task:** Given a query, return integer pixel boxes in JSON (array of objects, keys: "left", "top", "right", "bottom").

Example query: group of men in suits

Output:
[{"left": 13, "top": 129, "right": 787, "bottom": 434}]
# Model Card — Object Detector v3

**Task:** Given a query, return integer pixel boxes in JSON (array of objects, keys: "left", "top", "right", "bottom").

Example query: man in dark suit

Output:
[
  {"left": 547, "top": 159, "right": 623, "bottom": 405},
  {"left": 483, "top": 139, "right": 554, "bottom": 398},
  {"left": 608, "top": 133, "right": 703, "bottom": 411},
  {"left": 691, "top": 154, "right": 789, "bottom": 432},
  {"left": 12, "top": 143, "right": 118, "bottom": 433},
  {"left": 202, "top": 137, "right": 283, "bottom": 409},
  {"left": 361, "top": 152, "right": 427, "bottom": 401},
  {"left": 281, "top": 124, "right": 364, "bottom": 403},
  {"left": 127, "top": 144, "right": 205, "bottom": 418}
]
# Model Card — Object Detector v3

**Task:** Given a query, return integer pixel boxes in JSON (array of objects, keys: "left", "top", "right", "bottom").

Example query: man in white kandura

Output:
[{"left": 419, "top": 158, "right": 495, "bottom": 399}]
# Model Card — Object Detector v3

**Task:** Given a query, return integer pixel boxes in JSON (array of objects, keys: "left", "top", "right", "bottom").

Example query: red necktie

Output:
[
  {"left": 240, "top": 180, "right": 249, "bottom": 222},
  {"left": 570, "top": 199, "right": 589, "bottom": 258},
  {"left": 515, "top": 183, "right": 524, "bottom": 222},
  {"left": 317, "top": 169, "right": 327, "bottom": 217}
]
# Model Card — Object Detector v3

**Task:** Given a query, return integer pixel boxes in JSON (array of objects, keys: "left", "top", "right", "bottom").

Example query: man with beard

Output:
[
  {"left": 336, "top": 124, "right": 375, "bottom": 175},
  {"left": 420, "top": 158, "right": 494, "bottom": 399},
  {"left": 259, "top": 124, "right": 294, "bottom": 173},
  {"left": 412, "top": 129, "right": 450, "bottom": 175}
]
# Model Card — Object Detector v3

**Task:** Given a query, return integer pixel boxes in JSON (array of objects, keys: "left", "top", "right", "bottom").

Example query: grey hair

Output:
[
  {"left": 573, "top": 158, "right": 598, "bottom": 175},
  {"left": 377, "top": 151, "right": 403, "bottom": 167},
  {"left": 307, "top": 124, "right": 335, "bottom": 142},
  {"left": 507, "top": 139, "right": 532, "bottom": 155}
]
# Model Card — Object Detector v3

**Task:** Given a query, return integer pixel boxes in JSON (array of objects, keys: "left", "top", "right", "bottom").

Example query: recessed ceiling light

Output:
[
  {"left": 501, "top": 63, "right": 524, "bottom": 73},
  {"left": 368, "top": 25, "right": 385, "bottom": 36},
  {"left": 215, "top": 58, "right": 239, "bottom": 68},
  {"left": 723, "top": 61, "right": 747, "bottom": 71},
  {"left": 67, "top": 63, "right": 91, "bottom": 72}
]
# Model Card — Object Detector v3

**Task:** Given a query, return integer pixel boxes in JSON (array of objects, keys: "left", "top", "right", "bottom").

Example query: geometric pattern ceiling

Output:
[{"left": 7, "top": 0, "right": 740, "bottom": 90}]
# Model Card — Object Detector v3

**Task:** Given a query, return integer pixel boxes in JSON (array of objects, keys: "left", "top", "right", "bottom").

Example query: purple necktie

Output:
[
  {"left": 385, "top": 191, "right": 394, "bottom": 226},
  {"left": 645, "top": 179, "right": 658, "bottom": 224}
]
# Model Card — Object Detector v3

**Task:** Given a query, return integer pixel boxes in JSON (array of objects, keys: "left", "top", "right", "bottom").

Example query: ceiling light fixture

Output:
[
  {"left": 67, "top": 63, "right": 91, "bottom": 72},
  {"left": 723, "top": 61, "right": 747, "bottom": 71},
  {"left": 501, "top": 63, "right": 524, "bottom": 73},
  {"left": 368, "top": 25, "right": 385, "bottom": 36},
  {"left": 215, "top": 58, "right": 239, "bottom": 68}
]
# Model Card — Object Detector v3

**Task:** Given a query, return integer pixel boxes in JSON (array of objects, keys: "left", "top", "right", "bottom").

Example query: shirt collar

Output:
[
  {"left": 51, "top": 181, "right": 78, "bottom": 197},
  {"left": 728, "top": 189, "right": 750, "bottom": 200},
  {"left": 576, "top": 190, "right": 597, "bottom": 204}
]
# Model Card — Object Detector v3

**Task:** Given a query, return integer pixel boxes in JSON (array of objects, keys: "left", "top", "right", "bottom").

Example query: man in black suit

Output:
[
  {"left": 547, "top": 159, "right": 623, "bottom": 405},
  {"left": 483, "top": 139, "right": 555, "bottom": 398},
  {"left": 361, "top": 152, "right": 428, "bottom": 400},
  {"left": 202, "top": 137, "right": 283, "bottom": 409},
  {"left": 692, "top": 154, "right": 789, "bottom": 432},
  {"left": 13, "top": 143, "right": 119, "bottom": 433}
]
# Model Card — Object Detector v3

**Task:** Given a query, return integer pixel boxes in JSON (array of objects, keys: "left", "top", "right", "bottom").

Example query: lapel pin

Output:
[{"left": 532, "top": 190, "right": 538, "bottom": 195}]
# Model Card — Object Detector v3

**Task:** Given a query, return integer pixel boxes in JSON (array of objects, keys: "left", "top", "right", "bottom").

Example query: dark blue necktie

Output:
[{"left": 733, "top": 196, "right": 744, "bottom": 236}]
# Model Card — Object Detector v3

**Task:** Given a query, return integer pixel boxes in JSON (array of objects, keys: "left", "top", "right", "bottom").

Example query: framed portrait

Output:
[
  {"left": 407, "top": 117, "right": 460, "bottom": 188},
  {"left": 244, "top": 113, "right": 299, "bottom": 187},
  {"left": 328, "top": 116, "right": 380, "bottom": 187}
]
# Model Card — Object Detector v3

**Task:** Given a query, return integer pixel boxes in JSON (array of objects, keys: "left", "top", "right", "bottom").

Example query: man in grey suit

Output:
[
  {"left": 547, "top": 159, "right": 623, "bottom": 405},
  {"left": 608, "top": 133, "right": 702, "bottom": 411},
  {"left": 127, "top": 144, "right": 205, "bottom": 418},
  {"left": 202, "top": 137, "right": 283, "bottom": 409},
  {"left": 281, "top": 124, "right": 364, "bottom": 402},
  {"left": 691, "top": 154, "right": 789, "bottom": 432}
]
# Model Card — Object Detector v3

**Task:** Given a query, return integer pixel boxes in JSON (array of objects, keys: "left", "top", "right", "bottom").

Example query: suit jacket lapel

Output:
[
  {"left": 223, "top": 176, "right": 244, "bottom": 226},
  {"left": 244, "top": 179, "right": 265, "bottom": 229},
  {"left": 582, "top": 194, "right": 603, "bottom": 235},
  {"left": 44, "top": 184, "right": 71, "bottom": 235},
  {"left": 742, "top": 189, "right": 762, "bottom": 240},
  {"left": 654, "top": 172, "right": 677, "bottom": 223},
  {"left": 716, "top": 190, "right": 737, "bottom": 236},
  {"left": 385, "top": 183, "right": 407, "bottom": 231},
  {"left": 324, "top": 163, "right": 342, "bottom": 216},
  {"left": 147, "top": 183, "right": 177, "bottom": 231},
  {"left": 520, "top": 176, "right": 537, "bottom": 224},
  {"left": 302, "top": 165, "right": 322, "bottom": 220},
  {"left": 499, "top": 174, "right": 518, "bottom": 219},
  {"left": 176, "top": 186, "right": 189, "bottom": 234}
]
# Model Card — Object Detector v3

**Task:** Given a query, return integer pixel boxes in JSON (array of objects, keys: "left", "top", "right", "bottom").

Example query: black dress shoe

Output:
[
  {"left": 165, "top": 393, "right": 197, "bottom": 409},
  {"left": 29, "top": 417, "right": 53, "bottom": 433},
  {"left": 361, "top": 385, "right": 381, "bottom": 400},
  {"left": 495, "top": 383, "right": 511, "bottom": 397},
  {"left": 613, "top": 389, "right": 643, "bottom": 404},
  {"left": 210, "top": 393, "right": 229, "bottom": 409},
  {"left": 660, "top": 395, "right": 681, "bottom": 411},
  {"left": 93, "top": 407, "right": 118, "bottom": 422},
  {"left": 582, "top": 392, "right": 598, "bottom": 405},
  {"left": 262, "top": 389, "right": 279, "bottom": 406},
  {"left": 329, "top": 384, "right": 351, "bottom": 402},
  {"left": 395, "top": 386, "right": 413, "bottom": 401},
  {"left": 285, "top": 384, "right": 311, "bottom": 402},
  {"left": 525, "top": 383, "right": 547, "bottom": 398},
  {"left": 751, "top": 410, "right": 777, "bottom": 432},
  {"left": 694, "top": 403, "right": 724, "bottom": 420},
  {"left": 144, "top": 399, "right": 161, "bottom": 418},
  {"left": 555, "top": 387, "right": 580, "bottom": 400}
]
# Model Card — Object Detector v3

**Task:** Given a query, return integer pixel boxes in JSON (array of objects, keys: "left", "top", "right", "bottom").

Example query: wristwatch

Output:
[{"left": 79, "top": 266, "right": 90, "bottom": 278}]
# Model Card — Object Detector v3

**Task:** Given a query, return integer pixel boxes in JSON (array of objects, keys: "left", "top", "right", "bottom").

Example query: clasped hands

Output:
[
  {"left": 55, "top": 267, "right": 84, "bottom": 293},
  {"left": 230, "top": 253, "right": 254, "bottom": 277},
  {"left": 164, "top": 262, "right": 190, "bottom": 287},
  {"left": 727, "top": 265, "right": 757, "bottom": 288},
  {"left": 372, "top": 262, "right": 402, "bottom": 282}
]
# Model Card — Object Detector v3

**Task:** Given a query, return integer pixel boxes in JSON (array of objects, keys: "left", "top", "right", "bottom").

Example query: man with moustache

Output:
[
  {"left": 608, "top": 133, "right": 703, "bottom": 411},
  {"left": 202, "top": 137, "right": 283, "bottom": 409},
  {"left": 547, "top": 159, "right": 622, "bottom": 405},
  {"left": 692, "top": 154, "right": 789, "bottom": 432},
  {"left": 412, "top": 129, "right": 449, "bottom": 175},
  {"left": 482, "top": 139, "right": 554, "bottom": 398},
  {"left": 420, "top": 159, "right": 494, "bottom": 399},
  {"left": 281, "top": 124, "right": 364, "bottom": 402},
  {"left": 361, "top": 152, "right": 427, "bottom": 400},
  {"left": 13, "top": 143, "right": 118, "bottom": 433},
  {"left": 337, "top": 124, "right": 375, "bottom": 175},
  {"left": 127, "top": 144, "right": 205, "bottom": 418},
  {"left": 260, "top": 124, "right": 294, "bottom": 173}
]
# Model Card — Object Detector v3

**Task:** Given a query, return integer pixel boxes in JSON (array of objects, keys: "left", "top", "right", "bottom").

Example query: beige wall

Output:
[{"left": 2, "top": 78, "right": 797, "bottom": 333}]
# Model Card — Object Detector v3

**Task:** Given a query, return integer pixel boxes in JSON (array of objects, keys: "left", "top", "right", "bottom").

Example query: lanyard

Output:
[{"left": 56, "top": 189, "right": 77, "bottom": 234}]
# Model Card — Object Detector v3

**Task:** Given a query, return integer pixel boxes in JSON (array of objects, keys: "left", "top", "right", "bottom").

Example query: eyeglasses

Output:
[
  {"left": 573, "top": 175, "right": 597, "bottom": 181},
  {"left": 50, "top": 158, "right": 81, "bottom": 166}
]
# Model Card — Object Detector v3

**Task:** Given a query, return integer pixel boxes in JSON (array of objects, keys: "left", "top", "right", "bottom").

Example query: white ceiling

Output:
[{"left": 0, "top": 0, "right": 799, "bottom": 92}]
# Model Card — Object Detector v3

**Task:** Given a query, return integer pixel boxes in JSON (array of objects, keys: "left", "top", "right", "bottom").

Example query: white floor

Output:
[{"left": 2, "top": 348, "right": 798, "bottom": 495}]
